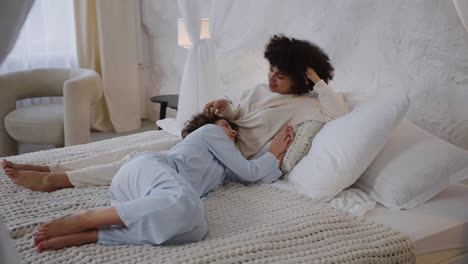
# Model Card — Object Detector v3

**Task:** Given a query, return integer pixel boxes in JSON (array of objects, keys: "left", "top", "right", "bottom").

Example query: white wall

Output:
[{"left": 141, "top": 0, "right": 468, "bottom": 150}]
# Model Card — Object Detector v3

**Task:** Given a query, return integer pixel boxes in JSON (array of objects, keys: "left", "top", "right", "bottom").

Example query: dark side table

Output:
[{"left": 150, "top": 94, "right": 179, "bottom": 120}]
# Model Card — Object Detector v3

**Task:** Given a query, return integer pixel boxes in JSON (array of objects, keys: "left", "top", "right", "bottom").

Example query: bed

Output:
[
  {"left": 1, "top": 128, "right": 467, "bottom": 264},
  {"left": 0, "top": 130, "right": 419, "bottom": 264}
]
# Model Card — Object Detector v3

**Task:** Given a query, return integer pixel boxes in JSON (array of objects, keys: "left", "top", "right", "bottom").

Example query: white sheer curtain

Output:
[
  {"left": 0, "top": 0, "right": 77, "bottom": 74},
  {"left": 0, "top": 0, "right": 77, "bottom": 107},
  {"left": 0, "top": 0, "right": 34, "bottom": 65}
]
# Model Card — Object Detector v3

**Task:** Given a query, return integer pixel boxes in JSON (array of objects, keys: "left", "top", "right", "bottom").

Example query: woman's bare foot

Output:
[
  {"left": 1, "top": 159, "right": 12, "bottom": 170},
  {"left": 1, "top": 159, "right": 50, "bottom": 173},
  {"left": 4, "top": 168, "right": 72, "bottom": 192},
  {"left": 36, "top": 229, "right": 98, "bottom": 252},
  {"left": 4, "top": 169, "right": 53, "bottom": 192}
]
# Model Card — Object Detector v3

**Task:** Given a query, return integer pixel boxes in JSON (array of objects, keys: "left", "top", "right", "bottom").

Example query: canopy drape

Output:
[
  {"left": 176, "top": 0, "right": 219, "bottom": 122},
  {"left": 176, "top": 0, "right": 288, "bottom": 123},
  {"left": 0, "top": 1, "right": 34, "bottom": 262},
  {"left": 453, "top": 0, "right": 468, "bottom": 32}
]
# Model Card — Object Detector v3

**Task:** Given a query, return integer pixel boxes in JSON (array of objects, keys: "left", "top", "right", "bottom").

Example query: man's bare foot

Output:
[
  {"left": 34, "top": 210, "right": 91, "bottom": 245},
  {"left": 4, "top": 168, "right": 71, "bottom": 192},
  {"left": 35, "top": 207, "right": 124, "bottom": 246},
  {"left": 1, "top": 159, "right": 50, "bottom": 173},
  {"left": 36, "top": 229, "right": 98, "bottom": 252}
]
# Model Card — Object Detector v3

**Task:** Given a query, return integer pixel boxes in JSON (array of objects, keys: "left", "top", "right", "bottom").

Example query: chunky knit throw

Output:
[
  {"left": 0, "top": 130, "right": 414, "bottom": 263},
  {"left": 281, "top": 121, "right": 324, "bottom": 174}
]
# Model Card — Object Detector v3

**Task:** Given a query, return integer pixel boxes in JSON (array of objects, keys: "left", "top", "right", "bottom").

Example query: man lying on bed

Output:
[
  {"left": 2, "top": 34, "right": 348, "bottom": 192},
  {"left": 23, "top": 112, "right": 294, "bottom": 251}
]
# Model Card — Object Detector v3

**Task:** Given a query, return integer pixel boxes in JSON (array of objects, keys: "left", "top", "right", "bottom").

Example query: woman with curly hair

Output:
[
  {"left": 26, "top": 112, "right": 293, "bottom": 251},
  {"left": 205, "top": 34, "right": 348, "bottom": 159}
]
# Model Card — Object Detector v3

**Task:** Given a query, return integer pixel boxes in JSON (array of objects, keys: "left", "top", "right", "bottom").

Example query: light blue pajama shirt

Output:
[{"left": 98, "top": 124, "right": 282, "bottom": 246}]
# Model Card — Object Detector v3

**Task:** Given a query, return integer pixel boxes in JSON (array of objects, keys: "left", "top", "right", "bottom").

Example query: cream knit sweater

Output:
[{"left": 223, "top": 80, "right": 349, "bottom": 158}]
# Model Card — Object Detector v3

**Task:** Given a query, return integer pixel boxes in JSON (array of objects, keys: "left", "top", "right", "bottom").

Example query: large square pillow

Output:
[
  {"left": 354, "top": 119, "right": 468, "bottom": 209},
  {"left": 286, "top": 95, "right": 410, "bottom": 202}
]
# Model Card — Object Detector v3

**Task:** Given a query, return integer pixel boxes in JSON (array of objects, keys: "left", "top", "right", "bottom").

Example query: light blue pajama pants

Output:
[{"left": 98, "top": 152, "right": 208, "bottom": 245}]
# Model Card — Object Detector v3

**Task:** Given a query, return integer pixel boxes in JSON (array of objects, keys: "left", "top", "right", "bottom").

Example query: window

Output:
[{"left": 0, "top": 0, "right": 77, "bottom": 73}]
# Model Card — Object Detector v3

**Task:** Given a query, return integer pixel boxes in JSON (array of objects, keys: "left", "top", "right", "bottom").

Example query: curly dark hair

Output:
[
  {"left": 264, "top": 34, "right": 334, "bottom": 94},
  {"left": 181, "top": 112, "right": 239, "bottom": 139}
]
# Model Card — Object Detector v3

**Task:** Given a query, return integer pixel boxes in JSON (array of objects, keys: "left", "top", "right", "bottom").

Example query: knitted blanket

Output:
[{"left": 0, "top": 131, "right": 415, "bottom": 263}]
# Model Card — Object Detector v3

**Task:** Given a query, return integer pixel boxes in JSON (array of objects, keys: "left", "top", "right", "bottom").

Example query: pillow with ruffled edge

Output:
[
  {"left": 286, "top": 94, "right": 410, "bottom": 202},
  {"left": 281, "top": 121, "right": 324, "bottom": 174},
  {"left": 156, "top": 118, "right": 184, "bottom": 138}
]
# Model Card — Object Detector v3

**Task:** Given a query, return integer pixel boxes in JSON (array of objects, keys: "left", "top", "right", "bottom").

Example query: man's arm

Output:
[{"left": 201, "top": 125, "right": 282, "bottom": 183}]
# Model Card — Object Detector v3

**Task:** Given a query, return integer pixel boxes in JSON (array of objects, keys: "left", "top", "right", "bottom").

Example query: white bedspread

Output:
[{"left": 0, "top": 131, "right": 415, "bottom": 263}]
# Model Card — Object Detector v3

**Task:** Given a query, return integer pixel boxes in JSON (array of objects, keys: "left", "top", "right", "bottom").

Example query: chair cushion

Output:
[{"left": 4, "top": 104, "right": 64, "bottom": 145}]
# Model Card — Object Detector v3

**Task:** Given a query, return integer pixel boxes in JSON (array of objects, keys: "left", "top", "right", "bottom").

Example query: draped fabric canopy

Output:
[
  {"left": 176, "top": 0, "right": 219, "bottom": 122},
  {"left": 453, "top": 0, "right": 468, "bottom": 32},
  {"left": 0, "top": 1, "right": 34, "bottom": 262},
  {"left": 176, "top": 0, "right": 287, "bottom": 123}
]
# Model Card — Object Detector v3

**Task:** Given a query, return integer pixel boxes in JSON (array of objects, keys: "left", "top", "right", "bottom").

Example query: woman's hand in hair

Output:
[
  {"left": 269, "top": 125, "right": 295, "bottom": 167},
  {"left": 204, "top": 99, "right": 229, "bottom": 115},
  {"left": 305, "top": 67, "right": 322, "bottom": 84}
]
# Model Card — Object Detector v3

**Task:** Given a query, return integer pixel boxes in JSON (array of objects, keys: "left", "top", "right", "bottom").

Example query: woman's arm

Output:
[
  {"left": 306, "top": 67, "right": 349, "bottom": 121},
  {"left": 204, "top": 98, "right": 240, "bottom": 120},
  {"left": 204, "top": 84, "right": 261, "bottom": 120},
  {"left": 201, "top": 125, "right": 292, "bottom": 183},
  {"left": 268, "top": 125, "right": 294, "bottom": 168},
  {"left": 204, "top": 99, "right": 229, "bottom": 115}
]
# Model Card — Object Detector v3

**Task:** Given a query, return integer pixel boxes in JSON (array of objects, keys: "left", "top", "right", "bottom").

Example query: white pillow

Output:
[
  {"left": 156, "top": 118, "right": 184, "bottom": 137},
  {"left": 354, "top": 119, "right": 468, "bottom": 209},
  {"left": 286, "top": 95, "right": 409, "bottom": 202}
]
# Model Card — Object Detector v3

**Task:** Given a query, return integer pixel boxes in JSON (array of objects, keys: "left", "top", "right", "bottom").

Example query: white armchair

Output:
[{"left": 0, "top": 68, "right": 103, "bottom": 156}]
